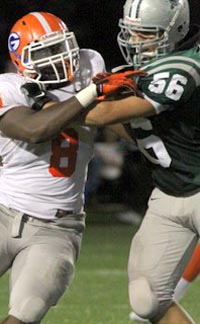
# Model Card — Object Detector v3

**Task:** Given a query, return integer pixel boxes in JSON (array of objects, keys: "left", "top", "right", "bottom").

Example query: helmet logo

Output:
[{"left": 8, "top": 32, "right": 20, "bottom": 52}]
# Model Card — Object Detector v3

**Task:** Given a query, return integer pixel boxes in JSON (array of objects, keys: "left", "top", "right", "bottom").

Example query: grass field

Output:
[{"left": 0, "top": 215, "right": 200, "bottom": 323}]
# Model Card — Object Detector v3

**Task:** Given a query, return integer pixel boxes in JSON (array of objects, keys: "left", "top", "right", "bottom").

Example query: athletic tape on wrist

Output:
[{"left": 75, "top": 84, "right": 97, "bottom": 108}]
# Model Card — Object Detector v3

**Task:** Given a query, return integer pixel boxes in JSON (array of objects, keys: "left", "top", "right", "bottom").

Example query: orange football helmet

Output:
[{"left": 8, "top": 12, "right": 80, "bottom": 86}]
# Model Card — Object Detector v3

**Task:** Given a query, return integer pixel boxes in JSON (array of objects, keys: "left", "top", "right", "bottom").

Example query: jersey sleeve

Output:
[
  {"left": 0, "top": 73, "right": 26, "bottom": 117},
  {"left": 138, "top": 49, "right": 200, "bottom": 113},
  {"left": 79, "top": 49, "right": 106, "bottom": 73},
  {"left": 74, "top": 49, "right": 106, "bottom": 91},
  {"left": 87, "top": 49, "right": 106, "bottom": 74}
]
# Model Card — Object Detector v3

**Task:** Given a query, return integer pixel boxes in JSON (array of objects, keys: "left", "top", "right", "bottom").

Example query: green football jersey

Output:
[{"left": 127, "top": 46, "right": 200, "bottom": 195}]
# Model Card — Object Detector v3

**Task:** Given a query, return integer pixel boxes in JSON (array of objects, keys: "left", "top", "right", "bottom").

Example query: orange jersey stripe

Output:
[
  {"left": 0, "top": 96, "right": 3, "bottom": 108},
  {"left": 183, "top": 243, "right": 200, "bottom": 281}
]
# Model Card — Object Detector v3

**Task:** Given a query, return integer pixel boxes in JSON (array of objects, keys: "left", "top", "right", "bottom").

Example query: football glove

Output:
[
  {"left": 21, "top": 83, "right": 52, "bottom": 111},
  {"left": 92, "top": 70, "right": 146, "bottom": 100}
]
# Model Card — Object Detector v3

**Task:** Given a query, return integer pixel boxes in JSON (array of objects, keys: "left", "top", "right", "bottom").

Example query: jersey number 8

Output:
[{"left": 49, "top": 129, "right": 79, "bottom": 177}]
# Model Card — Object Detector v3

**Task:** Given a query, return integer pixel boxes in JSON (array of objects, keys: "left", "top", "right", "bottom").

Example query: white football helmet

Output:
[
  {"left": 117, "top": 0, "right": 190, "bottom": 67},
  {"left": 8, "top": 12, "right": 80, "bottom": 86}
]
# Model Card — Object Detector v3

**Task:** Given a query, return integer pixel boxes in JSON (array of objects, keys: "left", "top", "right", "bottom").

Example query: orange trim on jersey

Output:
[
  {"left": 0, "top": 96, "right": 3, "bottom": 108},
  {"left": 183, "top": 243, "right": 200, "bottom": 281}
]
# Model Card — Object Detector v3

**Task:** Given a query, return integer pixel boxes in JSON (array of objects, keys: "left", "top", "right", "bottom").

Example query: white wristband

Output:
[{"left": 75, "top": 84, "right": 98, "bottom": 108}]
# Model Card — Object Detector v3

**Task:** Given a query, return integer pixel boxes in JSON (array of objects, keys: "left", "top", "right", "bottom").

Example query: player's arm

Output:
[
  {"left": 0, "top": 96, "right": 87, "bottom": 143},
  {"left": 0, "top": 71, "right": 135, "bottom": 142},
  {"left": 82, "top": 69, "right": 156, "bottom": 126},
  {"left": 84, "top": 95, "right": 156, "bottom": 126},
  {"left": 0, "top": 82, "right": 100, "bottom": 143},
  {"left": 0, "top": 69, "right": 149, "bottom": 142}
]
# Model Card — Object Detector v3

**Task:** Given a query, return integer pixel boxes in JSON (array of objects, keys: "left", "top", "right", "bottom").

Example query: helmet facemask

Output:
[
  {"left": 21, "top": 30, "right": 79, "bottom": 86},
  {"left": 118, "top": 20, "right": 172, "bottom": 67}
]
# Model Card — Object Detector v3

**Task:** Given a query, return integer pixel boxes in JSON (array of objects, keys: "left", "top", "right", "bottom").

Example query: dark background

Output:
[{"left": 0, "top": 0, "right": 199, "bottom": 73}]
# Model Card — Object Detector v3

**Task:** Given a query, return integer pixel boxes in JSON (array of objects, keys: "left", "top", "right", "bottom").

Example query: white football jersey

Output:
[{"left": 0, "top": 49, "right": 105, "bottom": 219}]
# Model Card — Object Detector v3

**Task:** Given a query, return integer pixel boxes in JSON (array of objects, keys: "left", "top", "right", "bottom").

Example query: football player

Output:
[
  {"left": 79, "top": 0, "right": 200, "bottom": 323},
  {"left": 0, "top": 11, "right": 129, "bottom": 324}
]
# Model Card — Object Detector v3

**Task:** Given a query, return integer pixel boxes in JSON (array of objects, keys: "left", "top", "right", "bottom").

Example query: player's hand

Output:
[
  {"left": 20, "top": 82, "right": 52, "bottom": 111},
  {"left": 92, "top": 70, "right": 146, "bottom": 100}
]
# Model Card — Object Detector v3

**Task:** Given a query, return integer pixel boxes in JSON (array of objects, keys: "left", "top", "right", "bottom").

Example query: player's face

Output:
[
  {"left": 129, "top": 31, "right": 158, "bottom": 51},
  {"left": 126, "top": 30, "right": 164, "bottom": 64}
]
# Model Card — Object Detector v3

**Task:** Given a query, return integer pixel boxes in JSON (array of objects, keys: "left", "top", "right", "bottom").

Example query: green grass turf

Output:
[{"left": 0, "top": 222, "right": 200, "bottom": 323}]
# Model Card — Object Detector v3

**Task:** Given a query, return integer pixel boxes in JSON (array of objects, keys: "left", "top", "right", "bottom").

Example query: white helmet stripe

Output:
[
  {"left": 129, "top": 0, "right": 143, "bottom": 18},
  {"left": 30, "top": 12, "right": 53, "bottom": 33}
]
